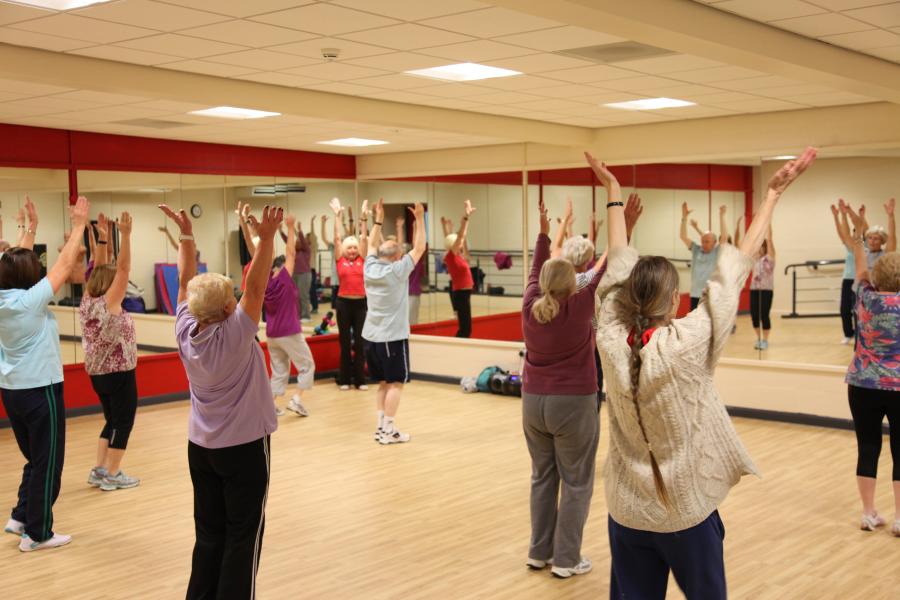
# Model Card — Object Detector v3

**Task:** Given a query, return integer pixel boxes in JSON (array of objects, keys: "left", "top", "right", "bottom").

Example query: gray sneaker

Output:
[
  {"left": 286, "top": 396, "right": 309, "bottom": 417},
  {"left": 100, "top": 471, "right": 140, "bottom": 492},
  {"left": 87, "top": 467, "right": 107, "bottom": 487}
]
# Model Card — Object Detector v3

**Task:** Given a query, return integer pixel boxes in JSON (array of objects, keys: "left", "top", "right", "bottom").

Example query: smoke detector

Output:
[{"left": 321, "top": 48, "right": 340, "bottom": 61}]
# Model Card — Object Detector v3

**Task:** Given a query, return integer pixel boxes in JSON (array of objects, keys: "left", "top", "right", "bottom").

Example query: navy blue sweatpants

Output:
[
  {"left": 609, "top": 511, "right": 727, "bottom": 600},
  {"left": 2, "top": 383, "right": 66, "bottom": 542}
]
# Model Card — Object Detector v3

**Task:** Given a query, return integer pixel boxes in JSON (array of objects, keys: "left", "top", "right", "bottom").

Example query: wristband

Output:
[
  {"left": 97, "top": 240, "right": 108, "bottom": 245},
  {"left": 179, "top": 234, "right": 195, "bottom": 241},
  {"left": 462, "top": 216, "right": 469, "bottom": 221},
  {"left": 607, "top": 202, "right": 624, "bottom": 208},
  {"left": 374, "top": 221, "right": 383, "bottom": 226},
  {"left": 17, "top": 225, "right": 25, "bottom": 229}
]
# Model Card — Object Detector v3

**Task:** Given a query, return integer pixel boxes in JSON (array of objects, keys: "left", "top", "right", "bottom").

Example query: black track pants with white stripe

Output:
[{"left": 187, "top": 436, "right": 271, "bottom": 600}]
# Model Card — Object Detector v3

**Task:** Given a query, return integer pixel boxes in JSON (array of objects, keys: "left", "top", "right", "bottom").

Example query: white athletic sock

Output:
[
  {"left": 383, "top": 416, "right": 395, "bottom": 433},
  {"left": 377, "top": 410, "right": 385, "bottom": 430}
]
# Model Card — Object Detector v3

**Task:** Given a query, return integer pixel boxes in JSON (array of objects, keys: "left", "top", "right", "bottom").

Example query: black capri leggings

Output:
[
  {"left": 749, "top": 289, "right": 774, "bottom": 330},
  {"left": 840, "top": 278, "right": 856, "bottom": 339},
  {"left": 452, "top": 289, "right": 472, "bottom": 338},
  {"left": 90, "top": 369, "right": 138, "bottom": 450},
  {"left": 848, "top": 385, "right": 900, "bottom": 480}
]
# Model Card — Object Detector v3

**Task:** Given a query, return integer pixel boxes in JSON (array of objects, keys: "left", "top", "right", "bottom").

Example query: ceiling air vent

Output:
[
  {"left": 555, "top": 41, "right": 674, "bottom": 64},
  {"left": 113, "top": 119, "right": 192, "bottom": 129},
  {"left": 253, "top": 184, "right": 307, "bottom": 196}
]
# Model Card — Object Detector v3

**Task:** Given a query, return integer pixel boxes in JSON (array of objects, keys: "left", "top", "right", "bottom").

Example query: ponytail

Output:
[
  {"left": 531, "top": 258, "right": 575, "bottom": 325},
  {"left": 531, "top": 293, "right": 560, "bottom": 324}
]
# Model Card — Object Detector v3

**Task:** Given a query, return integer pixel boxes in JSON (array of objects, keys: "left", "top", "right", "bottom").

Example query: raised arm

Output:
[
  {"left": 529, "top": 199, "right": 552, "bottom": 290},
  {"left": 739, "top": 148, "right": 817, "bottom": 259},
  {"left": 105, "top": 212, "right": 132, "bottom": 311},
  {"left": 679, "top": 202, "right": 693, "bottom": 250},
  {"left": 19, "top": 196, "right": 38, "bottom": 251},
  {"left": 624, "top": 192, "right": 643, "bottom": 243},
  {"left": 396, "top": 214, "right": 406, "bottom": 246},
  {"left": 831, "top": 203, "right": 852, "bottom": 247},
  {"left": 240, "top": 206, "right": 283, "bottom": 324},
  {"left": 766, "top": 225, "right": 775, "bottom": 259},
  {"left": 886, "top": 198, "right": 896, "bottom": 252},
  {"left": 719, "top": 205, "right": 729, "bottom": 244},
  {"left": 320, "top": 214, "right": 330, "bottom": 246},
  {"left": 368, "top": 199, "right": 383, "bottom": 258},
  {"left": 451, "top": 200, "right": 475, "bottom": 255},
  {"left": 408, "top": 202, "right": 427, "bottom": 264},
  {"left": 584, "top": 152, "right": 624, "bottom": 250},
  {"left": 330, "top": 198, "right": 344, "bottom": 259},
  {"left": 158, "top": 223, "right": 178, "bottom": 252},
  {"left": 158, "top": 205, "right": 195, "bottom": 306},
  {"left": 358, "top": 199, "right": 369, "bottom": 256},
  {"left": 345, "top": 205, "right": 354, "bottom": 237},
  {"left": 309, "top": 215, "right": 317, "bottom": 245},
  {"left": 295, "top": 219, "right": 310, "bottom": 253},
  {"left": 551, "top": 199, "right": 573, "bottom": 259},
  {"left": 733, "top": 215, "right": 744, "bottom": 247},
  {"left": 94, "top": 212, "right": 110, "bottom": 266},
  {"left": 47, "top": 196, "right": 90, "bottom": 294},
  {"left": 846, "top": 203, "right": 870, "bottom": 284},
  {"left": 236, "top": 202, "right": 256, "bottom": 258},
  {"left": 284, "top": 214, "right": 296, "bottom": 275},
  {"left": 15, "top": 207, "right": 26, "bottom": 247},
  {"left": 440, "top": 216, "right": 452, "bottom": 237}
]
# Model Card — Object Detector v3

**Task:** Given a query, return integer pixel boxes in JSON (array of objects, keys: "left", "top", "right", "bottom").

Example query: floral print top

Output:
[
  {"left": 79, "top": 294, "right": 138, "bottom": 376},
  {"left": 845, "top": 281, "right": 900, "bottom": 391},
  {"left": 750, "top": 255, "right": 774, "bottom": 291}
]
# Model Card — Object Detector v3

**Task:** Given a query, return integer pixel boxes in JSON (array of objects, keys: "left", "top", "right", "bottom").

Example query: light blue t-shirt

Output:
[
  {"left": 867, "top": 247, "right": 884, "bottom": 270},
  {"left": 362, "top": 254, "right": 415, "bottom": 343},
  {"left": 842, "top": 247, "right": 856, "bottom": 280},
  {"left": 690, "top": 242, "right": 720, "bottom": 298},
  {"left": 0, "top": 278, "right": 63, "bottom": 389}
]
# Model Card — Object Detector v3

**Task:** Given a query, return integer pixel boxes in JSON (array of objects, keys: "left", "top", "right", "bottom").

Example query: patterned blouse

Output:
[
  {"left": 79, "top": 294, "right": 138, "bottom": 376},
  {"left": 750, "top": 255, "right": 774, "bottom": 291},
  {"left": 845, "top": 281, "right": 900, "bottom": 391}
]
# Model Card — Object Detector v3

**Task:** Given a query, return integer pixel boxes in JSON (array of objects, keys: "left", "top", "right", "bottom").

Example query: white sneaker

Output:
[
  {"left": 275, "top": 406, "right": 285, "bottom": 416},
  {"left": 526, "top": 557, "right": 552, "bottom": 570},
  {"left": 4, "top": 518, "right": 24, "bottom": 536},
  {"left": 861, "top": 513, "right": 886, "bottom": 531},
  {"left": 286, "top": 396, "right": 309, "bottom": 417},
  {"left": 19, "top": 533, "right": 72, "bottom": 552},
  {"left": 100, "top": 471, "right": 140, "bottom": 492},
  {"left": 357, "top": 384, "right": 369, "bottom": 391},
  {"left": 841, "top": 337, "right": 852, "bottom": 345},
  {"left": 374, "top": 428, "right": 383, "bottom": 442},
  {"left": 339, "top": 385, "right": 351, "bottom": 391},
  {"left": 87, "top": 467, "right": 106, "bottom": 487},
  {"left": 551, "top": 557, "right": 592, "bottom": 579},
  {"left": 379, "top": 428, "right": 411, "bottom": 445}
]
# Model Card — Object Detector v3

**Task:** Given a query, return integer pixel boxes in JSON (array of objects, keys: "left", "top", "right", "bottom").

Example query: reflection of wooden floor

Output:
[
  {"left": 60, "top": 341, "right": 159, "bottom": 365},
  {"left": 1, "top": 381, "right": 896, "bottom": 599},
  {"left": 722, "top": 314, "right": 854, "bottom": 367}
]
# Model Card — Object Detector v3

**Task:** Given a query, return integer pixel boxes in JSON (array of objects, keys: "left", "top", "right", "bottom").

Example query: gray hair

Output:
[
  {"left": 378, "top": 240, "right": 401, "bottom": 259},
  {"left": 562, "top": 236, "right": 594, "bottom": 268}
]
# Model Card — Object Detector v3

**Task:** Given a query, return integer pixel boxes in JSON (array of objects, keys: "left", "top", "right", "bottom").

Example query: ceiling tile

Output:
[
  {"left": 496, "top": 26, "right": 625, "bottom": 51},
  {"left": 128, "top": 99, "right": 215, "bottom": 112},
  {"left": 545, "top": 64, "right": 642, "bottom": 83},
  {"left": 73, "top": 0, "right": 227, "bottom": 31},
  {"left": 206, "top": 49, "right": 318, "bottom": 70},
  {"left": 669, "top": 65, "right": 767, "bottom": 82},
  {"left": 751, "top": 82, "right": 836, "bottom": 97},
  {"left": 711, "top": 0, "right": 826, "bottom": 21},
  {"left": 280, "top": 61, "right": 388, "bottom": 81},
  {"left": 71, "top": 45, "right": 182, "bottom": 66},
  {"left": 482, "top": 53, "right": 594, "bottom": 73},
  {"left": 713, "top": 74, "right": 803, "bottom": 90},
  {"left": 617, "top": 54, "right": 726, "bottom": 74},
  {"left": 0, "top": 78, "right": 74, "bottom": 96},
  {"left": 179, "top": 20, "right": 318, "bottom": 47},
  {"left": 0, "top": 90, "right": 31, "bottom": 102},
  {"left": 0, "top": 96, "right": 97, "bottom": 113},
  {"left": 653, "top": 105, "right": 736, "bottom": 118},
  {"left": 418, "top": 39, "right": 535, "bottom": 61},
  {"left": 251, "top": 4, "right": 399, "bottom": 35},
  {"left": 805, "top": 0, "right": 893, "bottom": 9},
  {"left": 466, "top": 90, "right": 545, "bottom": 105},
  {"left": 419, "top": 7, "right": 559, "bottom": 38},
  {"left": 600, "top": 75, "right": 686, "bottom": 91},
  {"left": 703, "top": 97, "right": 808, "bottom": 111},
  {"left": 268, "top": 37, "right": 391, "bottom": 60},
  {"left": 510, "top": 97, "right": 592, "bottom": 112},
  {"left": 340, "top": 23, "right": 474, "bottom": 50},
  {"left": 161, "top": 59, "right": 260, "bottom": 77},
  {"left": 351, "top": 74, "right": 439, "bottom": 90},
  {"left": 344, "top": 52, "right": 451, "bottom": 72},
  {"left": 235, "top": 72, "right": 327, "bottom": 87},
  {"left": 303, "top": 81, "right": 384, "bottom": 96},
  {"left": 680, "top": 90, "right": 759, "bottom": 103},
  {"left": 414, "top": 83, "right": 496, "bottom": 98},
  {"left": 865, "top": 45, "right": 900, "bottom": 61},
  {"left": 468, "top": 75, "right": 571, "bottom": 91},
  {"left": 331, "top": 0, "right": 486, "bottom": 21},
  {"left": 780, "top": 91, "right": 876, "bottom": 105},
  {"left": 365, "top": 90, "right": 435, "bottom": 104},
  {"left": 844, "top": 4, "right": 900, "bottom": 27},
  {"left": 116, "top": 33, "right": 247, "bottom": 58},
  {"left": 638, "top": 83, "right": 724, "bottom": 98},
  {"left": 569, "top": 90, "right": 638, "bottom": 104},
  {"left": 771, "top": 12, "right": 872, "bottom": 36},
  {"left": 820, "top": 29, "right": 900, "bottom": 49},
  {"left": 51, "top": 90, "right": 151, "bottom": 105},
  {"left": 413, "top": 96, "right": 483, "bottom": 110},
  {"left": 0, "top": 27, "right": 93, "bottom": 52},
  {"left": 0, "top": 3, "right": 52, "bottom": 26},
  {"left": 155, "top": 0, "right": 316, "bottom": 18},
  {"left": 10, "top": 14, "right": 157, "bottom": 44}
]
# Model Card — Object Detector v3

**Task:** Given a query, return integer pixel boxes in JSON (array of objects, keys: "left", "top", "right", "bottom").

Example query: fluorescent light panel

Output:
[
  {"left": 189, "top": 106, "right": 280, "bottom": 120},
  {"left": 405, "top": 62, "right": 522, "bottom": 82},
  {"left": 4, "top": 0, "right": 113, "bottom": 9},
  {"left": 768, "top": 155, "right": 797, "bottom": 160},
  {"left": 317, "top": 138, "right": 389, "bottom": 147},
  {"left": 604, "top": 97, "right": 696, "bottom": 110}
]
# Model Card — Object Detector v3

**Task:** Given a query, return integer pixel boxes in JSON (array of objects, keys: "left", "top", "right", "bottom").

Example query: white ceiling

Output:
[{"left": 0, "top": 0, "right": 893, "bottom": 154}]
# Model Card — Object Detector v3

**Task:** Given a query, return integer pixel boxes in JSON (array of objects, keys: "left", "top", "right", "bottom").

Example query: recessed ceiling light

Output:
[
  {"left": 3, "top": 0, "right": 113, "bottom": 9},
  {"left": 405, "top": 62, "right": 522, "bottom": 82},
  {"left": 317, "top": 138, "right": 389, "bottom": 147},
  {"left": 604, "top": 98, "right": 696, "bottom": 110},
  {"left": 188, "top": 106, "right": 281, "bottom": 120}
]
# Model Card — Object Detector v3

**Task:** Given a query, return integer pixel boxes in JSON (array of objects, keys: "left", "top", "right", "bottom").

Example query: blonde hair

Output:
[
  {"left": 86, "top": 264, "right": 116, "bottom": 298},
  {"left": 444, "top": 233, "right": 458, "bottom": 251},
  {"left": 186, "top": 273, "right": 235, "bottom": 324},
  {"left": 342, "top": 236, "right": 359, "bottom": 249},
  {"left": 531, "top": 258, "right": 575, "bottom": 324},
  {"left": 562, "top": 236, "right": 594, "bottom": 269},
  {"left": 873, "top": 252, "right": 900, "bottom": 293},
  {"left": 620, "top": 256, "right": 681, "bottom": 510}
]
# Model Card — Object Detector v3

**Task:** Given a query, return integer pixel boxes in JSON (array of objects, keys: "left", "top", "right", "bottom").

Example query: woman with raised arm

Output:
[
  {"left": 308, "top": 215, "right": 320, "bottom": 314},
  {"left": 832, "top": 202, "right": 859, "bottom": 344},
  {"left": 266, "top": 213, "right": 314, "bottom": 417},
  {"left": 842, "top": 200, "right": 900, "bottom": 535},
  {"left": 589, "top": 148, "right": 816, "bottom": 599},
  {"left": 279, "top": 217, "right": 312, "bottom": 321},
  {"left": 1, "top": 195, "right": 91, "bottom": 552},
  {"left": 330, "top": 197, "right": 369, "bottom": 390},
  {"left": 443, "top": 200, "right": 476, "bottom": 338},
  {"left": 396, "top": 213, "right": 426, "bottom": 326},
  {"left": 81, "top": 211, "right": 141, "bottom": 492},
  {"left": 521, "top": 195, "right": 605, "bottom": 579},
  {"left": 161, "top": 203, "right": 281, "bottom": 599},
  {"left": 748, "top": 224, "right": 776, "bottom": 350}
]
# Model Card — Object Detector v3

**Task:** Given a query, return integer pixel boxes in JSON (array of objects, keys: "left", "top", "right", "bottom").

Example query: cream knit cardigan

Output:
[{"left": 596, "top": 244, "right": 759, "bottom": 533}]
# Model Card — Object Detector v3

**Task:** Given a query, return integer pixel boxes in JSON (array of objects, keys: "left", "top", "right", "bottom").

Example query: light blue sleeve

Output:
[
  {"left": 20, "top": 278, "right": 53, "bottom": 313},
  {"left": 391, "top": 255, "right": 415, "bottom": 280}
]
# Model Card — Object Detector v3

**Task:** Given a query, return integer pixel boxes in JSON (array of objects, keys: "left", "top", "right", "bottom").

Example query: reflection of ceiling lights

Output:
[
  {"left": 604, "top": 97, "right": 695, "bottom": 110},
  {"left": 188, "top": 106, "right": 281, "bottom": 120},
  {"left": 4, "top": 0, "right": 112, "bottom": 8},
  {"left": 317, "top": 138, "right": 389, "bottom": 147},
  {"left": 405, "top": 63, "right": 521, "bottom": 82},
  {"left": 767, "top": 155, "right": 797, "bottom": 160}
]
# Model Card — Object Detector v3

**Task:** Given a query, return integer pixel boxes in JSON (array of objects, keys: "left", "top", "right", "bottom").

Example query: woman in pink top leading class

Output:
[{"left": 161, "top": 203, "right": 281, "bottom": 600}]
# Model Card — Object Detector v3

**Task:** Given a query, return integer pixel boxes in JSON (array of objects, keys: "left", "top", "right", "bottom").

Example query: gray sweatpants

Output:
[
  {"left": 522, "top": 392, "right": 599, "bottom": 569},
  {"left": 293, "top": 272, "right": 312, "bottom": 320},
  {"left": 268, "top": 333, "right": 315, "bottom": 397},
  {"left": 409, "top": 294, "right": 421, "bottom": 326}
]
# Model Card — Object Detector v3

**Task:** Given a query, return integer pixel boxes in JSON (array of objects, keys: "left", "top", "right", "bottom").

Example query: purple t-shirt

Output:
[
  {"left": 176, "top": 302, "right": 277, "bottom": 449},
  {"left": 264, "top": 268, "right": 301, "bottom": 339},
  {"left": 409, "top": 256, "right": 426, "bottom": 296}
]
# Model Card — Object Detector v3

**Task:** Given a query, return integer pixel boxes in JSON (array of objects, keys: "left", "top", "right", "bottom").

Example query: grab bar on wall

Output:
[{"left": 782, "top": 259, "right": 845, "bottom": 318}]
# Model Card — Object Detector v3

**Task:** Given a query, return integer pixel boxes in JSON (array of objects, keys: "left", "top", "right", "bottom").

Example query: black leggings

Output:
[
  {"left": 840, "top": 278, "right": 856, "bottom": 339},
  {"left": 90, "top": 369, "right": 138, "bottom": 450},
  {"left": 453, "top": 289, "right": 472, "bottom": 338},
  {"left": 335, "top": 296, "right": 367, "bottom": 386},
  {"left": 848, "top": 385, "right": 900, "bottom": 480},
  {"left": 749, "top": 289, "right": 773, "bottom": 330}
]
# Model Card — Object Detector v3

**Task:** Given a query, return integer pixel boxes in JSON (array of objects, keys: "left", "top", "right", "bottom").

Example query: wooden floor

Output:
[
  {"left": 721, "top": 314, "right": 854, "bottom": 366},
  {"left": 1, "top": 381, "right": 897, "bottom": 599}
]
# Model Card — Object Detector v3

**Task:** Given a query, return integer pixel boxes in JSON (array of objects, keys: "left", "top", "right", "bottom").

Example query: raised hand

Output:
[
  {"left": 16, "top": 206, "right": 25, "bottom": 227},
  {"left": 117, "top": 211, "right": 133, "bottom": 236},
  {"left": 682, "top": 202, "right": 692, "bottom": 219},
  {"left": 563, "top": 198, "right": 573, "bottom": 223},
  {"left": 690, "top": 218, "right": 699, "bottom": 230},
  {"left": 241, "top": 203, "right": 251, "bottom": 220},
  {"left": 584, "top": 152, "right": 619, "bottom": 190},
  {"left": 69, "top": 196, "right": 89, "bottom": 228},
  {"left": 158, "top": 204, "right": 193, "bottom": 235},
  {"left": 329, "top": 197, "right": 343, "bottom": 216},
  {"left": 320, "top": 214, "right": 328, "bottom": 224},
  {"left": 408, "top": 202, "right": 425, "bottom": 220},
  {"left": 24, "top": 195, "right": 38, "bottom": 229},
  {"left": 285, "top": 213, "right": 296, "bottom": 229},
  {"left": 625, "top": 192, "right": 643, "bottom": 232},
  {"left": 374, "top": 198, "right": 385, "bottom": 223},
  {"left": 361, "top": 199, "right": 369, "bottom": 219},
  {"left": 97, "top": 212, "right": 110, "bottom": 240},
  {"left": 830, "top": 204, "right": 839, "bottom": 218},
  {"left": 539, "top": 199, "right": 550, "bottom": 235},
  {"left": 234, "top": 201, "right": 243, "bottom": 217},
  {"left": 886, "top": 197, "right": 895, "bottom": 216},
  {"left": 249, "top": 205, "right": 284, "bottom": 241},
  {"left": 464, "top": 199, "right": 476, "bottom": 217},
  {"left": 766, "top": 147, "right": 817, "bottom": 195},
  {"left": 719, "top": 205, "right": 727, "bottom": 216}
]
